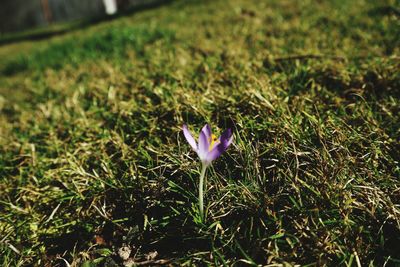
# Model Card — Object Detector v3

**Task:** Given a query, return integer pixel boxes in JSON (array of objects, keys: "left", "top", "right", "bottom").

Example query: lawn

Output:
[{"left": 0, "top": 0, "right": 399, "bottom": 265}]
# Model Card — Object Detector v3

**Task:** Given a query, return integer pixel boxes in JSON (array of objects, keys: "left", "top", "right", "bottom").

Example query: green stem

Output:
[{"left": 199, "top": 163, "right": 207, "bottom": 220}]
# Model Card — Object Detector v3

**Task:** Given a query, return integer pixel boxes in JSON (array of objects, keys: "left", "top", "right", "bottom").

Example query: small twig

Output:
[
  {"left": 124, "top": 258, "right": 172, "bottom": 266},
  {"left": 270, "top": 54, "right": 400, "bottom": 63},
  {"left": 135, "top": 259, "right": 172, "bottom": 266},
  {"left": 291, "top": 137, "right": 299, "bottom": 182},
  {"left": 273, "top": 54, "right": 346, "bottom": 62}
]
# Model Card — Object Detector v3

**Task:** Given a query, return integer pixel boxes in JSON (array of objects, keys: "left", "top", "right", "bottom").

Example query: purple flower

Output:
[
  {"left": 183, "top": 124, "right": 233, "bottom": 166},
  {"left": 182, "top": 123, "right": 234, "bottom": 220}
]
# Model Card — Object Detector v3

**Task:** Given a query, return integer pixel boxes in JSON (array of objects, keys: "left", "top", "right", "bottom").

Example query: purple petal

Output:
[
  {"left": 205, "top": 129, "right": 233, "bottom": 163},
  {"left": 198, "top": 129, "right": 209, "bottom": 161},
  {"left": 205, "top": 143, "right": 225, "bottom": 163},
  {"left": 183, "top": 124, "right": 197, "bottom": 151},
  {"left": 219, "top": 128, "right": 233, "bottom": 149},
  {"left": 201, "top": 124, "right": 212, "bottom": 140}
]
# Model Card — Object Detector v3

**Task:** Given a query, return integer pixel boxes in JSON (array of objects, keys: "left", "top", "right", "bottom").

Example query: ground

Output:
[{"left": 0, "top": 0, "right": 399, "bottom": 266}]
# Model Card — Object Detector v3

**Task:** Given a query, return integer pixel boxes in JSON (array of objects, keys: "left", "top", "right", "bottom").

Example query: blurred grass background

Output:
[{"left": 0, "top": 0, "right": 399, "bottom": 265}]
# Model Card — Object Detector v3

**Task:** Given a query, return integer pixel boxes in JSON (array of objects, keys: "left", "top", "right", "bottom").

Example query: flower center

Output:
[{"left": 209, "top": 134, "right": 219, "bottom": 151}]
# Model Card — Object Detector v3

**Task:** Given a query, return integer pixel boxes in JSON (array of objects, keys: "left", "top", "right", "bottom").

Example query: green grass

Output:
[
  {"left": 2, "top": 26, "right": 175, "bottom": 75},
  {"left": 0, "top": 0, "right": 399, "bottom": 265}
]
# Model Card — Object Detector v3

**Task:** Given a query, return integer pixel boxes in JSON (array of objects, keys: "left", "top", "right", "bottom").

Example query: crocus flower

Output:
[
  {"left": 183, "top": 124, "right": 233, "bottom": 166},
  {"left": 183, "top": 124, "right": 233, "bottom": 220}
]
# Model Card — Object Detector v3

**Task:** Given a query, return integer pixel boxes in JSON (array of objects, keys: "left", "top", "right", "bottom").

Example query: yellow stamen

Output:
[{"left": 209, "top": 134, "right": 219, "bottom": 151}]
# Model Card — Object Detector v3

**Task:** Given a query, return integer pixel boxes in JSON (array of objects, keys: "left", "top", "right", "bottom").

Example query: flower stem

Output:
[{"left": 199, "top": 164, "right": 207, "bottom": 220}]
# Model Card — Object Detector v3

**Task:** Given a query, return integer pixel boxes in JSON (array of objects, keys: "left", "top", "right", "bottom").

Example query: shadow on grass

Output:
[
  {"left": 0, "top": 0, "right": 174, "bottom": 46},
  {"left": 39, "top": 225, "right": 92, "bottom": 256}
]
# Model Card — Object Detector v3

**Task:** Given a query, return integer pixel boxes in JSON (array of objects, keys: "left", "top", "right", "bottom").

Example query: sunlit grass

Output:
[{"left": 0, "top": 0, "right": 399, "bottom": 265}]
